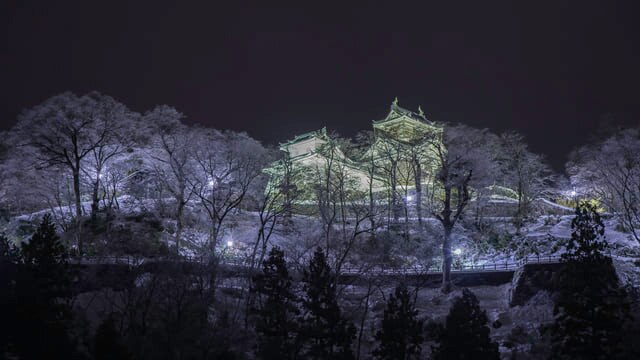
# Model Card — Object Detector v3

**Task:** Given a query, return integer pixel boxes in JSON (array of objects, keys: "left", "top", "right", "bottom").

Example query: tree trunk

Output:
[
  {"left": 390, "top": 164, "right": 400, "bottom": 226},
  {"left": 414, "top": 161, "right": 423, "bottom": 227},
  {"left": 175, "top": 199, "right": 184, "bottom": 255},
  {"left": 368, "top": 171, "right": 375, "bottom": 231},
  {"left": 440, "top": 184, "right": 453, "bottom": 293},
  {"left": 211, "top": 221, "right": 221, "bottom": 253},
  {"left": 441, "top": 226, "right": 453, "bottom": 293},
  {"left": 72, "top": 165, "right": 83, "bottom": 255},
  {"left": 91, "top": 168, "right": 101, "bottom": 221},
  {"left": 73, "top": 167, "right": 82, "bottom": 218},
  {"left": 516, "top": 184, "right": 524, "bottom": 229}
]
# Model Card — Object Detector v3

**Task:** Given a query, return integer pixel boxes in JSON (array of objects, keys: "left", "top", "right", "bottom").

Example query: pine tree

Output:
[
  {"left": 0, "top": 234, "right": 20, "bottom": 356},
  {"left": 549, "top": 202, "right": 633, "bottom": 359},
  {"left": 10, "top": 214, "right": 78, "bottom": 358},
  {"left": 21, "top": 213, "right": 68, "bottom": 266},
  {"left": 94, "top": 315, "right": 131, "bottom": 360},
  {"left": 561, "top": 201, "right": 608, "bottom": 263},
  {"left": 299, "top": 247, "right": 356, "bottom": 360},
  {"left": 372, "top": 283, "right": 424, "bottom": 360},
  {"left": 252, "top": 246, "right": 300, "bottom": 360},
  {"left": 431, "top": 288, "right": 499, "bottom": 360}
]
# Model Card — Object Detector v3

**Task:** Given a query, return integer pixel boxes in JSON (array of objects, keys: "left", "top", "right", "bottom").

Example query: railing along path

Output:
[{"left": 70, "top": 254, "right": 563, "bottom": 275}]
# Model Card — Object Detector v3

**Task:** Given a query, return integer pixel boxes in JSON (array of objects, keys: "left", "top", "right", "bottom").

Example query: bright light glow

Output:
[
  {"left": 406, "top": 195, "right": 413, "bottom": 201},
  {"left": 453, "top": 248, "right": 462, "bottom": 255},
  {"left": 208, "top": 180, "right": 215, "bottom": 187},
  {"left": 226, "top": 240, "right": 233, "bottom": 247},
  {"left": 570, "top": 190, "right": 576, "bottom": 197}
]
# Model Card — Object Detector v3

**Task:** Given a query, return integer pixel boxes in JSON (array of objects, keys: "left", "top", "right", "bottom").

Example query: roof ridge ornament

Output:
[
  {"left": 392, "top": 97, "right": 398, "bottom": 106},
  {"left": 418, "top": 105, "right": 424, "bottom": 116}
]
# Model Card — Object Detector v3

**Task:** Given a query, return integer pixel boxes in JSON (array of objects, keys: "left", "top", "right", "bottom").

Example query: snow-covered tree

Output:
[
  {"left": 352, "top": 130, "right": 381, "bottom": 231},
  {"left": 144, "top": 106, "right": 197, "bottom": 254},
  {"left": 427, "top": 124, "right": 500, "bottom": 292},
  {"left": 190, "top": 128, "right": 268, "bottom": 253},
  {"left": 567, "top": 126, "right": 640, "bottom": 243},
  {"left": 498, "top": 131, "right": 555, "bottom": 224},
  {"left": 549, "top": 202, "right": 633, "bottom": 359},
  {"left": 313, "top": 135, "right": 376, "bottom": 273},
  {"left": 79, "top": 94, "right": 139, "bottom": 221},
  {"left": 10, "top": 92, "right": 134, "bottom": 253},
  {"left": 373, "top": 133, "right": 408, "bottom": 228},
  {"left": 251, "top": 149, "right": 301, "bottom": 269}
]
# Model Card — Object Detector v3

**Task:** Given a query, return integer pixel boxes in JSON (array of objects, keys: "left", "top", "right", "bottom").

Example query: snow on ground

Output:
[
  {"left": 5, "top": 195, "right": 639, "bottom": 268},
  {"left": 10, "top": 196, "right": 636, "bottom": 359},
  {"left": 538, "top": 198, "right": 573, "bottom": 211}
]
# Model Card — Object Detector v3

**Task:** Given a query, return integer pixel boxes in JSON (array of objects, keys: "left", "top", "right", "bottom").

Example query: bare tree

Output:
[
  {"left": 353, "top": 130, "right": 381, "bottom": 231},
  {"left": 98, "top": 150, "right": 141, "bottom": 212},
  {"left": 372, "top": 136, "right": 406, "bottom": 229},
  {"left": 498, "top": 131, "right": 555, "bottom": 225},
  {"left": 428, "top": 124, "right": 499, "bottom": 292},
  {"left": 190, "top": 129, "right": 267, "bottom": 254},
  {"left": 10, "top": 92, "right": 130, "bottom": 254},
  {"left": 251, "top": 151, "right": 302, "bottom": 269},
  {"left": 568, "top": 126, "right": 640, "bottom": 243},
  {"left": 313, "top": 136, "right": 377, "bottom": 274},
  {"left": 80, "top": 95, "right": 138, "bottom": 221},
  {"left": 144, "top": 106, "right": 196, "bottom": 254}
]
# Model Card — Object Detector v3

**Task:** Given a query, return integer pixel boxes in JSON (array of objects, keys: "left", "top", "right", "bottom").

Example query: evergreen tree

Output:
[
  {"left": 549, "top": 202, "right": 633, "bottom": 359},
  {"left": 94, "top": 315, "right": 131, "bottom": 360},
  {"left": 431, "top": 288, "right": 499, "bottom": 360},
  {"left": 10, "top": 214, "right": 79, "bottom": 359},
  {"left": 299, "top": 247, "right": 356, "bottom": 360},
  {"left": 561, "top": 201, "right": 608, "bottom": 263},
  {"left": 0, "top": 234, "right": 20, "bottom": 356},
  {"left": 252, "top": 246, "right": 300, "bottom": 360},
  {"left": 21, "top": 214, "right": 68, "bottom": 266},
  {"left": 372, "top": 283, "right": 424, "bottom": 360}
]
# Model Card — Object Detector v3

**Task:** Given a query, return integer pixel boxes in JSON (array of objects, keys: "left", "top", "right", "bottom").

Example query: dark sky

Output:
[{"left": 2, "top": 1, "right": 639, "bottom": 171}]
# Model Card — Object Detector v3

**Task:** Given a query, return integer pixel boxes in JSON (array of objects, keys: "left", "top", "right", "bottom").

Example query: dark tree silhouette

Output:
[
  {"left": 431, "top": 288, "right": 499, "bottom": 360},
  {"left": 9, "top": 214, "right": 79, "bottom": 359},
  {"left": 94, "top": 315, "right": 131, "bottom": 360},
  {"left": 21, "top": 214, "right": 68, "bottom": 266},
  {"left": 299, "top": 247, "right": 356, "bottom": 360},
  {"left": 0, "top": 234, "right": 20, "bottom": 356},
  {"left": 548, "top": 202, "right": 634, "bottom": 359},
  {"left": 372, "top": 283, "right": 424, "bottom": 360},
  {"left": 252, "top": 246, "right": 300, "bottom": 360},
  {"left": 561, "top": 201, "right": 609, "bottom": 263}
]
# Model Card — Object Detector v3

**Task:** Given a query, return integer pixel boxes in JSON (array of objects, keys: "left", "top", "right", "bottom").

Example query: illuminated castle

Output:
[{"left": 269, "top": 99, "right": 443, "bottom": 203}]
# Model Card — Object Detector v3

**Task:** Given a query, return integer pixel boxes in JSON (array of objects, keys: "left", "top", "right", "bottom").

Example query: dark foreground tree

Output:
[
  {"left": 94, "top": 315, "right": 131, "bottom": 360},
  {"left": 431, "top": 288, "right": 499, "bottom": 360},
  {"left": 548, "top": 202, "right": 635, "bottom": 360},
  {"left": 372, "top": 283, "right": 424, "bottom": 360},
  {"left": 0, "top": 234, "right": 20, "bottom": 356},
  {"left": 300, "top": 247, "right": 356, "bottom": 360},
  {"left": 252, "top": 246, "right": 300, "bottom": 359},
  {"left": 9, "top": 214, "right": 79, "bottom": 358}
]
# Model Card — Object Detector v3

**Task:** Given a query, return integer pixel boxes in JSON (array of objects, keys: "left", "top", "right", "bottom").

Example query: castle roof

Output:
[
  {"left": 279, "top": 127, "right": 327, "bottom": 148},
  {"left": 372, "top": 99, "right": 428, "bottom": 125}
]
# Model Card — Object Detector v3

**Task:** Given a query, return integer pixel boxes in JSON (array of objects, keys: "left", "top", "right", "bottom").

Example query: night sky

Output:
[{"left": 2, "top": 1, "right": 639, "bottom": 171}]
